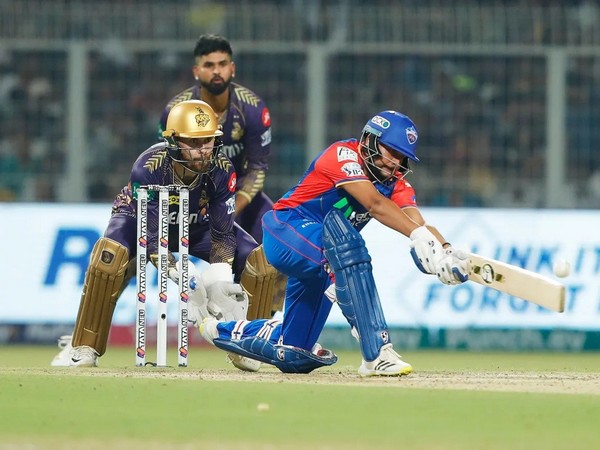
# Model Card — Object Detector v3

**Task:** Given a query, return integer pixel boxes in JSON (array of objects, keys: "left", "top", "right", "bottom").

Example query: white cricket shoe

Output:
[
  {"left": 69, "top": 345, "right": 99, "bottom": 367},
  {"left": 226, "top": 353, "right": 262, "bottom": 372},
  {"left": 198, "top": 317, "right": 219, "bottom": 343},
  {"left": 358, "top": 344, "right": 413, "bottom": 377},
  {"left": 50, "top": 335, "right": 73, "bottom": 367}
]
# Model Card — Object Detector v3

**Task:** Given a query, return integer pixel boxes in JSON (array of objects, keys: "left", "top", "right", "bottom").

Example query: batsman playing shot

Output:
[
  {"left": 194, "top": 110, "right": 470, "bottom": 376},
  {"left": 51, "top": 100, "right": 268, "bottom": 370}
]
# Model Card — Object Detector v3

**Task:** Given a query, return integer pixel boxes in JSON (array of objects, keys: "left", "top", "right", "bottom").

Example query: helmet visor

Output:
[
  {"left": 359, "top": 133, "right": 412, "bottom": 183},
  {"left": 172, "top": 137, "right": 218, "bottom": 174}
]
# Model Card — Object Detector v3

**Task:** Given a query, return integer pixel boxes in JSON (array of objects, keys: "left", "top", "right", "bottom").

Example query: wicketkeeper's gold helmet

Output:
[
  {"left": 162, "top": 100, "right": 223, "bottom": 173},
  {"left": 162, "top": 100, "right": 223, "bottom": 139}
]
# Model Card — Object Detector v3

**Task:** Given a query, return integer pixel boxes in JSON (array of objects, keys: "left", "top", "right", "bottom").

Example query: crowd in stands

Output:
[{"left": 1, "top": 1, "right": 599, "bottom": 208}]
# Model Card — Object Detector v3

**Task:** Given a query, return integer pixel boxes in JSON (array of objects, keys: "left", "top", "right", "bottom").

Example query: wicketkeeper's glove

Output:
[{"left": 202, "top": 263, "right": 248, "bottom": 321}]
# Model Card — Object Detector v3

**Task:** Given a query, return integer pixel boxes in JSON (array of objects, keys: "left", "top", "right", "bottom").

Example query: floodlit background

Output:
[{"left": 3, "top": 1, "right": 600, "bottom": 207}]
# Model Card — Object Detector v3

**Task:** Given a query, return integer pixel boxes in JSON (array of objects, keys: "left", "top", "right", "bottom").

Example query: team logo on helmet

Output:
[
  {"left": 406, "top": 126, "right": 418, "bottom": 144},
  {"left": 194, "top": 107, "right": 210, "bottom": 127},
  {"left": 371, "top": 115, "right": 390, "bottom": 129}
]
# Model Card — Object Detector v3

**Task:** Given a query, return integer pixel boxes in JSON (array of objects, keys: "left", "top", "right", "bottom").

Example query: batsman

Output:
[
  {"left": 52, "top": 100, "right": 280, "bottom": 369},
  {"left": 195, "top": 110, "right": 470, "bottom": 376}
]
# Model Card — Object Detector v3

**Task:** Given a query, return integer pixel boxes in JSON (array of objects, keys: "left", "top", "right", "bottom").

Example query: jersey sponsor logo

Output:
[
  {"left": 222, "top": 143, "right": 244, "bottom": 158},
  {"left": 332, "top": 198, "right": 372, "bottom": 227},
  {"left": 231, "top": 122, "right": 244, "bottom": 141},
  {"left": 228, "top": 173, "right": 237, "bottom": 192},
  {"left": 132, "top": 182, "right": 156, "bottom": 201},
  {"left": 226, "top": 197, "right": 235, "bottom": 215},
  {"left": 341, "top": 162, "right": 364, "bottom": 177},
  {"left": 198, "top": 190, "right": 209, "bottom": 210},
  {"left": 371, "top": 115, "right": 390, "bottom": 129},
  {"left": 336, "top": 146, "right": 358, "bottom": 162},
  {"left": 261, "top": 128, "right": 271, "bottom": 147},
  {"left": 262, "top": 107, "right": 271, "bottom": 127},
  {"left": 300, "top": 220, "right": 318, "bottom": 229},
  {"left": 406, "top": 126, "right": 418, "bottom": 144},
  {"left": 169, "top": 211, "right": 205, "bottom": 224}
]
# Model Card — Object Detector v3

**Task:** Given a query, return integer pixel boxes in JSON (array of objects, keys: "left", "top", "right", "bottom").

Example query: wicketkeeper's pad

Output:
[
  {"left": 241, "top": 245, "right": 286, "bottom": 320},
  {"left": 72, "top": 237, "right": 129, "bottom": 355}
]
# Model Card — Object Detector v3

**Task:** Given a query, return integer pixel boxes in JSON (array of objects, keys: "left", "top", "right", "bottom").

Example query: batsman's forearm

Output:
[{"left": 369, "top": 197, "right": 421, "bottom": 237}]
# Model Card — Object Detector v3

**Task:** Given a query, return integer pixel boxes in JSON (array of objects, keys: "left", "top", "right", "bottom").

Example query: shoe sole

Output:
[
  {"left": 69, "top": 362, "right": 98, "bottom": 367},
  {"left": 358, "top": 365, "right": 413, "bottom": 377},
  {"left": 228, "top": 353, "right": 261, "bottom": 372}
]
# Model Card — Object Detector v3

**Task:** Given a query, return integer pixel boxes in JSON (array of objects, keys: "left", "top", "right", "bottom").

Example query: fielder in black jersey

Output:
[{"left": 159, "top": 34, "right": 273, "bottom": 244}]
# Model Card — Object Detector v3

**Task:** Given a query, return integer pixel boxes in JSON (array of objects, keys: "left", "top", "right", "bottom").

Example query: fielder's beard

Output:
[
  {"left": 173, "top": 153, "right": 211, "bottom": 176},
  {"left": 201, "top": 76, "right": 232, "bottom": 95}
]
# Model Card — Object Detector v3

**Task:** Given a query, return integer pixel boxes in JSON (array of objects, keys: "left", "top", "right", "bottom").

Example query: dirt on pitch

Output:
[{"left": 14, "top": 366, "right": 600, "bottom": 395}]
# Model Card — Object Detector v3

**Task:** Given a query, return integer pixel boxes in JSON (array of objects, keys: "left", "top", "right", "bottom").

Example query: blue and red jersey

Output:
[{"left": 274, "top": 139, "right": 417, "bottom": 231}]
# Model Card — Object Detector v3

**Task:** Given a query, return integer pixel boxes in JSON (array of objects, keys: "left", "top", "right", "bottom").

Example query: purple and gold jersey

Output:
[
  {"left": 159, "top": 83, "right": 271, "bottom": 187},
  {"left": 112, "top": 142, "right": 238, "bottom": 264}
]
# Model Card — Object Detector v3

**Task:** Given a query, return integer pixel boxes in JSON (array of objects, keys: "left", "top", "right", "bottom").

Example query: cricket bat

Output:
[{"left": 468, "top": 253, "right": 566, "bottom": 313}]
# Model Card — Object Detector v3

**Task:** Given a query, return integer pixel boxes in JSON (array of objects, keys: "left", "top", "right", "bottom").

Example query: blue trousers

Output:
[
  {"left": 235, "top": 191, "right": 273, "bottom": 245},
  {"left": 217, "top": 209, "right": 333, "bottom": 350}
]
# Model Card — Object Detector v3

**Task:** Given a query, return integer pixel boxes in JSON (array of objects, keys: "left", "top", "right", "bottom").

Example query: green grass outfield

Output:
[{"left": 1, "top": 346, "right": 599, "bottom": 450}]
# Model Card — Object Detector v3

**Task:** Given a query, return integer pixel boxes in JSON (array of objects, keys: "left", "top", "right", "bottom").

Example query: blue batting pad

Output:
[
  {"left": 214, "top": 337, "right": 337, "bottom": 373},
  {"left": 322, "top": 209, "right": 390, "bottom": 361}
]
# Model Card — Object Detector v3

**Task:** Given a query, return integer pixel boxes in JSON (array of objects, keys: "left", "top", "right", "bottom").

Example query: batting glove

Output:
[
  {"left": 436, "top": 247, "right": 470, "bottom": 285},
  {"left": 409, "top": 226, "right": 444, "bottom": 275}
]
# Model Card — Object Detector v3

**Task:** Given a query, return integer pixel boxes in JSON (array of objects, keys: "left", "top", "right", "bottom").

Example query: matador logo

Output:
[{"left": 195, "top": 107, "right": 210, "bottom": 127}]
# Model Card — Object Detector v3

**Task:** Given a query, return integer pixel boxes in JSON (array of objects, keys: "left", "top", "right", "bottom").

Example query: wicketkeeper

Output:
[{"left": 52, "top": 100, "right": 268, "bottom": 369}]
